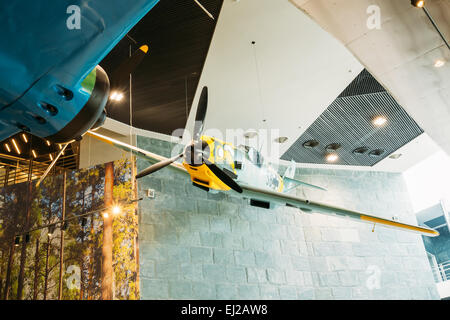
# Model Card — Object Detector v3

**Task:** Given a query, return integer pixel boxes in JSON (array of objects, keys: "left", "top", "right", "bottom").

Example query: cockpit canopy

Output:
[{"left": 239, "top": 145, "right": 265, "bottom": 167}]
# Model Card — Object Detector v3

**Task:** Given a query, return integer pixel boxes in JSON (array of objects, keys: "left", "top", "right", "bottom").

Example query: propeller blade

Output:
[
  {"left": 110, "top": 44, "right": 149, "bottom": 89},
  {"left": 204, "top": 160, "right": 243, "bottom": 193},
  {"left": 193, "top": 86, "right": 208, "bottom": 140},
  {"left": 136, "top": 154, "right": 183, "bottom": 179}
]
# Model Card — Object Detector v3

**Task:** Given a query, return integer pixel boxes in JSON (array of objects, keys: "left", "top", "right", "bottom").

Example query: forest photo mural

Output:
[{"left": 0, "top": 159, "right": 139, "bottom": 300}]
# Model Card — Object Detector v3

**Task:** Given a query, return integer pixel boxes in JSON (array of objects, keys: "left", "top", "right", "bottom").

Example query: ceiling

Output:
[
  {"left": 184, "top": 0, "right": 363, "bottom": 163},
  {"left": 45, "top": 0, "right": 445, "bottom": 174},
  {"left": 290, "top": 0, "right": 450, "bottom": 157},
  {"left": 281, "top": 69, "right": 424, "bottom": 166},
  {"left": 100, "top": 0, "right": 223, "bottom": 135}
]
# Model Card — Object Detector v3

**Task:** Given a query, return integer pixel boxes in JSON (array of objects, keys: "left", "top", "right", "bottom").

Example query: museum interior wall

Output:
[
  {"left": 136, "top": 135, "right": 439, "bottom": 300},
  {"left": 0, "top": 159, "right": 139, "bottom": 300}
]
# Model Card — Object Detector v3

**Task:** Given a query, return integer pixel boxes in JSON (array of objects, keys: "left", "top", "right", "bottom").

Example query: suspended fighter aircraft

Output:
[
  {"left": 88, "top": 87, "right": 439, "bottom": 237},
  {"left": 0, "top": 1, "right": 162, "bottom": 145},
  {"left": 0, "top": 0, "right": 216, "bottom": 185}
]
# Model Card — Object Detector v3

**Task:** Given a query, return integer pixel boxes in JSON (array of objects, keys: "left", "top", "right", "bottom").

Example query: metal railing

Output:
[
  {"left": 431, "top": 260, "right": 450, "bottom": 283},
  {"left": 0, "top": 151, "right": 78, "bottom": 188}
]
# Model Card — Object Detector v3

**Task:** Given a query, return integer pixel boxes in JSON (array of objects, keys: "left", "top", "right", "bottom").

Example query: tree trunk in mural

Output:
[
  {"left": 88, "top": 215, "right": 95, "bottom": 299},
  {"left": 80, "top": 188, "right": 85, "bottom": 300},
  {"left": 58, "top": 171, "right": 66, "bottom": 300},
  {"left": 102, "top": 161, "right": 114, "bottom": 300},
  {"left": 0, "top": 250, "right": 4, "bottom": 298},
  {"left": 87, "top": 178, "right": 96, "bottom": 300},
  {"left": 33, "top": 238, "right": 40, "bottom": 300},
  {"left": 4, "top": 237, "right": 15, "bottom": 300},
  {"left": 16, "top": 181, "right": 33, "bottom": 299},
  {"left": 131, "top": 156, "right": 140, "bottom": 299},
  {"left": 43, "top": 238, "right": 50, "bottom": 300}
]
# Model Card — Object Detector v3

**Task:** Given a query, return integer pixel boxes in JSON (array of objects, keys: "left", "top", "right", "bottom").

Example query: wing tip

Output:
[{"left": 139, "top": 45, "right": 149, "bottom": 53}]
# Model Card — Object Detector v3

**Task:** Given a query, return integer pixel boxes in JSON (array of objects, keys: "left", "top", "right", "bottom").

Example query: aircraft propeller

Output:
[
  {"left": 109, "top": 44, "right": 149, "bottom": 90},
  {"left": 136, "top": 86, "right": 243, "bottom": 193}
]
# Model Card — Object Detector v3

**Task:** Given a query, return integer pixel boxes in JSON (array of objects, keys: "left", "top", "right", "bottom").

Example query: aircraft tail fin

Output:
[
  {"left": 282, "top": 160, "right": 296, "bottom": 179},
  {"left": 282, "top": 160, "right": 326, "bottom": 192}
]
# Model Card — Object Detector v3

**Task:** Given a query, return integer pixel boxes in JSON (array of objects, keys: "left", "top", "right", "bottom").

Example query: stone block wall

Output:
[{"left": 136, "top": 135, "right": 439, "bottom": 299}]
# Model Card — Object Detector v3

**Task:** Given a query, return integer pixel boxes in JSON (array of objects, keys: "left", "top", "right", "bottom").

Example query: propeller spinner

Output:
[{"left": 136, "top": 86, "right": 243, "bottom": 193}]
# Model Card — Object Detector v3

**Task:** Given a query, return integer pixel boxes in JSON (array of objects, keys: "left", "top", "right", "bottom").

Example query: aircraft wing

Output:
[
  {"left": 87, "top": 131, "right": 437, "bottom": 237},
  {"left": 240, "top": 184, "right": 439, "bottom": 237},
  {"left": 87, "top": 131, "right": 188, "bottom": 174}
]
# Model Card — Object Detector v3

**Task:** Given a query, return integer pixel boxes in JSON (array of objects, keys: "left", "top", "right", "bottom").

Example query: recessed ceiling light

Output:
[
  {"left": 325, "top": 143, "right": 341, "bottom": 153},
  {"left": 274, "top": 137, "right": 288, "bottom": 144},
  {"left": 243, "top": 131, "right": 258, "bottom": 139},
  {"left": 326, "top": 153, "right": 339, "bottom": 163},
  {"left": 303, "top": 140, "right": 319, "bottom": 149},
  {"left": 372, "top": 116, "right": 387, "bottom": 127},
  {"left": 353, "top": 147, "right": 369, "bottom": 155},
  {"left": 369, "top": 149, "right": 385, "bottom": 157},
  {"left": 434, "top": 59, "right": 445, "bottom": 68},
  {"left": 389, "top": 153, "right": 402, "bottom": 160}
]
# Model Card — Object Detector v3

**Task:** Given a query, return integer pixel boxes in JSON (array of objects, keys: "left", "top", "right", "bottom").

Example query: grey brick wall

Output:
[{"left": 137, "top": 135, "right": 439, "bottom": 300}]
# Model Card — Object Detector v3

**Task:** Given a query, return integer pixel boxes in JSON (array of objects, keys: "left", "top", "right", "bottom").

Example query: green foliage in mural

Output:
[{"left": 0, "top": 158, "right": 138, "bottom": 300}]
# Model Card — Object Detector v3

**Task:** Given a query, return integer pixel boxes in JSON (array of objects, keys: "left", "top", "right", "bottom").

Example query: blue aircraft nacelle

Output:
[{"left": 0, "top": 0, "right": 159, "bottom": 143}]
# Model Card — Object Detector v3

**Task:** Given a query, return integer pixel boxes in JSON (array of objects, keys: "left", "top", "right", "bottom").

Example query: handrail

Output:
[
  {"left": 0, "top": 151, "right": 78, "bottom": 188},
  {"left": 431, "top": 260, "right": 450, "bottom": 283}
]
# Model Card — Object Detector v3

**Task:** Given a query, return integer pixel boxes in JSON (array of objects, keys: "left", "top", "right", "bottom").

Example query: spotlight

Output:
[
  {"left": 14, "top": 236, "right": 21, "bottom": 246},
  {"left": 48, "top": 225, "right": 55, "bottom": 237},
  {"left": 411, "top": 0, "right": 425, "bottom": 8},
  {"left": 4, "top": 143, "right": 11, "bottom": 152},
  {"left": 372, "top": 116, "right": 387, "bottom": 127},
  {"left": 22, "top": 134, "right": 28, "bottom": 143},
  {"left": 110, "top": 91, "right": 124, "bottom": 102},
  {"left": 112, "top": 206, "right": 121, "bottom": 215},
  {"left": 434, "top": 59, "right": 445, "bottom": 68},
  {"left": 326, "top": 153, "right": 339, "bottom": 163},
  {"left": 32, "top": 150, "right": 37, "bottom": 158},
  {"left": 49, "top": 153, "right": 53, "bottom": 161},
  {"left": 46, "top": 140, "right": 51, "bottom": 146}
]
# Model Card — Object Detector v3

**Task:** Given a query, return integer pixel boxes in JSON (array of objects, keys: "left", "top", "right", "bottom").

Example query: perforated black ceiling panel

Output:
[
  {"left": 281, "top": 69, "right": 423, "bottom": 166},
  {"left": 100, "top": 0, "right": 223, "bottom": 135}
]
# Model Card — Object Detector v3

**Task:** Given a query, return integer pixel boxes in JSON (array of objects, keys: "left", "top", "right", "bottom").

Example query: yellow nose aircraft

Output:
[{"left": 88, "top": 86, "right": 439, "bottom": 238}]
